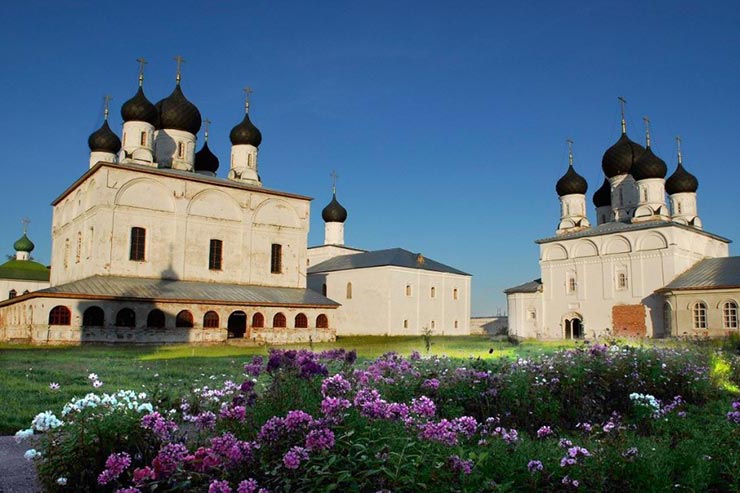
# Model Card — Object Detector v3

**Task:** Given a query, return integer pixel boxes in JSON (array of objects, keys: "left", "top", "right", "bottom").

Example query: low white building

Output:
[
  {"left": 0, "top": 62, "right": 338, "bottom": 344},
  {"left": 0, "top": 232, "right": 50, "bottom": 300},
  {"left": 506, "top": 110, "right": 736, "bottom": 339},
  {"left": 307, "top": 189, "right": 471, "bottom": 336}
]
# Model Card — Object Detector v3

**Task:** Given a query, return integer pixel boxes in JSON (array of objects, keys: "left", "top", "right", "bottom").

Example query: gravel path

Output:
[{"left": 0, "top": 436, "right": 41, "bottom": 493}]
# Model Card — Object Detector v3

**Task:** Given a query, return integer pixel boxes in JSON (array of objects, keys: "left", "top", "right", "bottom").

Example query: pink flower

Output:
[{"left": 49, "top": 382, "right": 60, "bottom": 391}]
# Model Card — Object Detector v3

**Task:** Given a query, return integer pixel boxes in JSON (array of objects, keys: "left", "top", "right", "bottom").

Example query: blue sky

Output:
[{"left": 1, "top": 1, "right": 738, "bottom": 316}]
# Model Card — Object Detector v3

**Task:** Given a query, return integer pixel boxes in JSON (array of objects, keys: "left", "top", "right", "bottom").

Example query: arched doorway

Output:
[
  {"left": 227, "top": 311, "right": 247, "bottom": 339},
  {"left": 563, "top": 313, "right": 584, "bottom": 339}
]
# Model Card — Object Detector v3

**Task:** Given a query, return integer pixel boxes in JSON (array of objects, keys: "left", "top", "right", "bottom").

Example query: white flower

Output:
[
  {"left": 31, "top": 411, "right": 63, "bottom": 432},
  {"left": 137, "top": 403, "right": 154, "bottom": 413},
  {"left": 14, "top": 428, "right": 34, "bottom": 442},
  {"left": 92, "top": 380, "right": 103, "bottom": 388},
  {"left": 24, "top": 449, "right": 40, "bottom": 460},
  {"left": 56, "top": 477, "right": 67, "bottom": 485},
  {"left": 88, "top": 373, "right": 99, "bottom": 381}
]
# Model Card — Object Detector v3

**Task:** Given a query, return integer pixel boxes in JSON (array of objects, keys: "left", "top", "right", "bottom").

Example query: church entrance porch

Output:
[
  {"left": 227, "top": 311, "right": 247, "bottom": 339},
  {"left": 563, "top": 313, "right": 584, "bottom": 339}
]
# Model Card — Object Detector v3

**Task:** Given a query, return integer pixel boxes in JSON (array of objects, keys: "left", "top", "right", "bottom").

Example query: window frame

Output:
[
  {"left": 270, "top": 244, "right": 282, "bottom": 274},
  {"left": 723, "top": 301, "right": 738, "bottom": 329},
  {"left": 208, "top": 239, "right": 223, "bottom": 271},
  {"left": 130, "top": 227, "right": 146, "bottom": 262},
  {"left": 49, "top": 306, "right": 71, "bottom": 326},
  {"left": 692, "top": 301, "right": 707, "bottom": 329}
]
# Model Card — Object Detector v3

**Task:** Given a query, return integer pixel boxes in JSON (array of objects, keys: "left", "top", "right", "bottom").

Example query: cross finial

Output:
[
  {"left": 617, "top": 96, "right": 627, "bottom": 133},
  {"left": 136, "top": 57, "right": 147, "bottom": 87},
  {"left": 103, "top": 95, "right": 112, "bottom": 120},
  {"left": 204, "top": 118, "right": 211, "bottom": 142},
  {"left": 330, "top": 170, "right": 339, "bottom": 195},
  {"left": 643, "top": 116, "right": 651, "bottom": 147},
  {"left": 243, "top": 86, "right": 253, "bottom": 113},
  {"left": 21, "top": 217, "right": 30, "bottom": 235},
  {"left": 174, "top": 55, "right": 185, "bottom": 84},
  {"left": 566, "top": 139, "right": 574, "bottom": 167},
  {"left": 676, "top": 136, "right": 683, "bottom": 165}
]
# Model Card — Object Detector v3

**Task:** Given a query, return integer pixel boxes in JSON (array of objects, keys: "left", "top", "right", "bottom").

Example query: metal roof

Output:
[
  {"left": 659, "top": 257, "right": 740, "bottom": 291},
  {"left": 536, "top": 221, "right": 731, "bottom": 244},
  {"left": 307, "top": 248, "right": 470, "bottom": 276},
  {"left": 504, "top": 279, "right": 542, "bottom": 294},
  {"left": 26, "top": 275, "right": 339, "bottom": 306}
]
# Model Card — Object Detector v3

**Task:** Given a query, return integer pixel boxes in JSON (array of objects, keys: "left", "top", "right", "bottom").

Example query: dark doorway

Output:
[
  {"left": 228, "top": 311, "right": 247, "bottom": 339},
  {"left": 564, "top": 318, "right": 583, "bottom": 339}
]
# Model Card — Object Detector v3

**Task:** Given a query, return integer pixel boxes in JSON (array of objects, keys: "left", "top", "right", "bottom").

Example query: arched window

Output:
[
  {"left": 116, "top": 308, "right": 136, "bottom": 328},
  {"left": 403, "top": 319, "right": 409, "bottom": 329},
  {"left": 295, "top": 313, "right": 308, "bottom": 328},
  {"left": 663, "top": 303, "right": 672, "bottom": 335},
  {"left": 316, "top": 314, "right": 329, "bottom": 329},
  {"left": 82, "top": 306, "right": 104, "bottom": 327},
  {"left": 453, "top": 288, "right": 458, "bottom": 300},
  {"left": 723, "top": 301, "right": 738, "bottom": 329},
  {"left": 454, "top": 320, "right": 459, "bottom": 329},
  {"left": 177, "top": 141, "right": 185, "bottom": 159},
  {"left": 273, "top": 312, "right": 286, "bottom": 328},
  {"left": 140, "top": 131, "right": 147, "bottom": 146},
  {"left": 405, "top": 284, "right": 412, "bottom": 296},
  {"left": 203, "top": 311, "right": 219, "bottom": 328},
  {"left": 146, "top": 309, "right": 164, "bottom": 328},
  {"left": 8, "top": 289, "right": 16, "bottom": 299},
  {"left": 252, "top": 312, "right": 265, "bottom": 328},
  {"left": 692, "top": 302, "right": 707, "bottom": 329},
  {"left": 176, "top": 310, "right": 194, "bottom": 328},
  {"left": 346, "top": 282, "right": 352, "bottom": 299},
  {"left": 49, "top": 306, "right": 71, "bottom": 326},
  {"left": 430, "top": 287, "right": 436, "bottom": 298}
]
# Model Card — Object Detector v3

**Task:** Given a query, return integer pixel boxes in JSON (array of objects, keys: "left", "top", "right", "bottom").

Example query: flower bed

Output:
[{"left": 17, "top": 344, "right": 740, "bottom": 492}]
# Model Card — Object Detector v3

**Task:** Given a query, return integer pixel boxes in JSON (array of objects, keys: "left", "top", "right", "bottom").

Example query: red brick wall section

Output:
[{"left": 611, "top": 304, "right": 646, "bottom": 337}]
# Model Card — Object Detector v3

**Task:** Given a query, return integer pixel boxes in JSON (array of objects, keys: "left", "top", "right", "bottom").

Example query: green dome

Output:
[
  {"left": 13, "top": 234, "right": 34, "bottom": 253},
  {"left": 0, "top": 259, "right": 49, "bottom": 281}
]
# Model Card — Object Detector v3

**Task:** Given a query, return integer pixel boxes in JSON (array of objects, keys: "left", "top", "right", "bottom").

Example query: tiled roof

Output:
[
  {"left": 536, "top": 221, "right": 731, "bottom": 244},
  {"left": 504, "top": 279, "right": 542, "bottom": 294},
  {"left": 659, "top": 257, "right": 740, "bottom": 291},
  {"left": 307, "top": 248, "right": 470, "bottom": 276},
  {"left": 7, "top": 275, "right": 339, "bottom": 307}
]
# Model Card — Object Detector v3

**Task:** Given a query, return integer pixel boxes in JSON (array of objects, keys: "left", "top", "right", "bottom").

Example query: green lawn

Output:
[{"left": 0, "top": 336, "right": 577, "bottom": 435}]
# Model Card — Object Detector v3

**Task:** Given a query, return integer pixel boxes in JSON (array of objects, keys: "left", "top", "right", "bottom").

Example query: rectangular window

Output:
[
  {"left": 209, "top": 239, "right": 223, "bottom": 270},
  {"left": 140, "top": 131, "right": 147, "bottom": 146},
  {"left": 130, "top": 227, "right": 146, "bottom": 261},
  {"left": 270, "top": 244, "right": 282, "bottom": 274},
  {"left": 177, "top": 142, "right": 185, "bottom": 158}
]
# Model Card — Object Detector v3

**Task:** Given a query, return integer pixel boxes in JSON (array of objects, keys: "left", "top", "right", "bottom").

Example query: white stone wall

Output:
[
  {"left": 308, "top": 266, "right": 471, "bottom": 336},
  {"left": 506, "top": 291, "right": 543, "bottom": 339},
  {"left": 50, "top": 165, "right": 310, "bottom": 289},
  {"left": 663, "top": 288, "right": 740, "bottom": 337},
  {"left": 0, "top": 279, "right": 49, "bottom": 301},
  {"left": 524, "top": 225, "right": 730, "bottom": 339}
]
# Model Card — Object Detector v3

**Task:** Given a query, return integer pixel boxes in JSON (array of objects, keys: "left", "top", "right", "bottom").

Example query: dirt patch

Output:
[{"left": 0, "top": 436, "right": 41, "bottom": 493}]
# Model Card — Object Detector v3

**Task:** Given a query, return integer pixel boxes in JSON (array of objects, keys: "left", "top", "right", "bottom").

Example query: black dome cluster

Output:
[
  {"left": 230, "top": 113, "right": 262, "bottom": 147},
  {"left": 322, "top": 194, "right": 348, "bottom": 223},
  {"left": 631, "top": 145, "right": 667, "bottom": 181},
  {"left": 88, "top": 120, "right": 121, "bottom": 154},
  {"left": 195, "top": 141, "right": 219, "bottom": 173},
  {"left": 556, "top": 165, "right": 588, "bottom": 196},
  {"left": 121, "top": 87, "right": 158, "bottom": 125},
  {"left": 601, "top": 133, "right": 645, "bottom": 178},
  {"left": 592, "top": 178, "right": 611, "bottom": 207},
  {"left": 155, "top": 85, "right": 202, "bottom": 134},
  {"left": 665, "top": 163, "right": 698, "bottom": 194}
]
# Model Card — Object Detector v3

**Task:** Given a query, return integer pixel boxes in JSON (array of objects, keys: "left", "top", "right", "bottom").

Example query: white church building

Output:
[
  {"left": 306, "top": 187, "right": 472, "bottom": 336},
  {"left": 0, "top": 61, "right": 339, "bottom": 344},
  {"left": 506, "top": 109, "right": 739, "bottom": 339}
]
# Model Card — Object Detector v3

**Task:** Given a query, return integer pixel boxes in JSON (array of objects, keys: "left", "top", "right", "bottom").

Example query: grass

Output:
[{"left": 0, "top": 336, "right": 579, "bottom": 435}]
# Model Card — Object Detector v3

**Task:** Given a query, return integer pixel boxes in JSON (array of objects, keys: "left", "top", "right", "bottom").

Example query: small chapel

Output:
[
  {"left": 0, "top": 59, "right": 339, "bottom": 344},
  {"left": 506, "top": 101, "right": 740, "bottom": 339}
]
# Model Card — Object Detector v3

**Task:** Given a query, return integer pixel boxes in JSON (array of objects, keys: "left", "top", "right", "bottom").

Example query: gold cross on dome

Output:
[
  {"left": 174, "top": 55, "right": 186, "bottom": 83},
  {"left": 643, "top": 116, "right": 651, "bottom": 147},
  {"left": 243, "top": 86, "right": 253, "bottom": 113},
  {"left": 330, "top": 170, "right": 339, "bottom": 194},
  {"left": 566, "top": 139, "right": 574, "bottom": 167},
  {"left": 204, "top": 118, "right": 212, "bottom": 141},
  {"left": 21, "top": 217, "right": 30, "bottom": 234},
  {"left": 103, "top": 95, "right": 112, "bottom": 120},
  {"left": 617, "top": 96, "right": 627, "bottom": 133},
  {"left": 676, "top": 136, "right": 683, "bottom": 164},
  {"left": 136, "top": 57, "right": 147, "bottom": 86}
]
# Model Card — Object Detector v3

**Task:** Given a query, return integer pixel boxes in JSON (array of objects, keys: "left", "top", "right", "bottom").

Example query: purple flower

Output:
[
  {"left": 527, "top": 460, "right": 543, "bottom": 473},
  {"left": 410, "top": 351, "right": 421, "bottom": 361},
  {"left": 422, "top": 378, "right": 440, "bottom": 390},
  {"left": 448, "top": 455, "right": 473, "bottom": 475},
  {"left": 537, "top": 425, "right": 553, "bottom": 438},
  {"left": 98, "top": 452, "right": 132, "bottom": 485},
  {"left": 622, "top": 447, "right": 639, "bottom": 460},
  {"left": 141, "top": 412, "right": 178, "bottom": 441},
  {"left": 237, "top": 479, "right": 260, "bottom": 493},
  {"left": 285, "top": 410, "right": 314, "bottom": 431},
  {"left": 305, "top": 428, "right": 335, "bottom": 451},
  {"left": 258, "top": 416, "right": 286, "bottom": 443},
  {"left": 195, "top": 411, "right": 217, "bottom": 430},
  {"left": 321, "top": 374, "right": 352, "bottom": 398},
  {"left": 453, "top": 416, "right": 478, "bottom": 438},
  {"left": 115, "top": 489, "right": 142, "bottom": 493},
  {"left": 418, "top": 419, "right": 458, "bottom": 446},
  {"left": 220, "top": 404, "right": 247, "bottom": 422},
  {"left": 152, "top": 443, "right": 190, "bottom": 479},
  {"left": 411, "top": 396, "right": 436, "bottom": 418},
  {"left": 243, "top": 356, "right": 264, "bottom": 377},
  {"left": 321, "top": 396, "right": 352, "bottom": 417},
  {"left": 283, "top": 446, "right": 309, "bottom": 469},
  {"left": 209, "top": 480, "right": 233, "bottom": 493}
]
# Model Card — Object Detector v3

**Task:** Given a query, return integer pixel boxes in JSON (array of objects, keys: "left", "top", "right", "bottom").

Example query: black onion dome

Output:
[
  {"left": 593, "top": 178, "right": 611, "bottom": 207},
  {"left": 194, "top": 141, "right": 219, "bottom": 173},
  {"left": 631, "top": 146, "right": 667, "bottom": 181},
  {"left": 555, "top": 165, "right": 588, "bottom": 196},
  {"left": 229, "top": 113, "right": 262, "bottom": 147},
  {"left": 602, "top": 133, "right": 645, "bottom": 178},
  {"left": 121, "top": 87, "right": 157, "bottom": 125},
  {"left": 88, "top": 120, "right": 121, "bottom": 153},
  {"left": 321, "top": 194, "right": 347, "bottom": 223},
  {"left": 665, "top": 163, "right": 698, "bottom": 194},
  {"left": 155, "top": 85, "right": 202, "bottom": 134}
]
